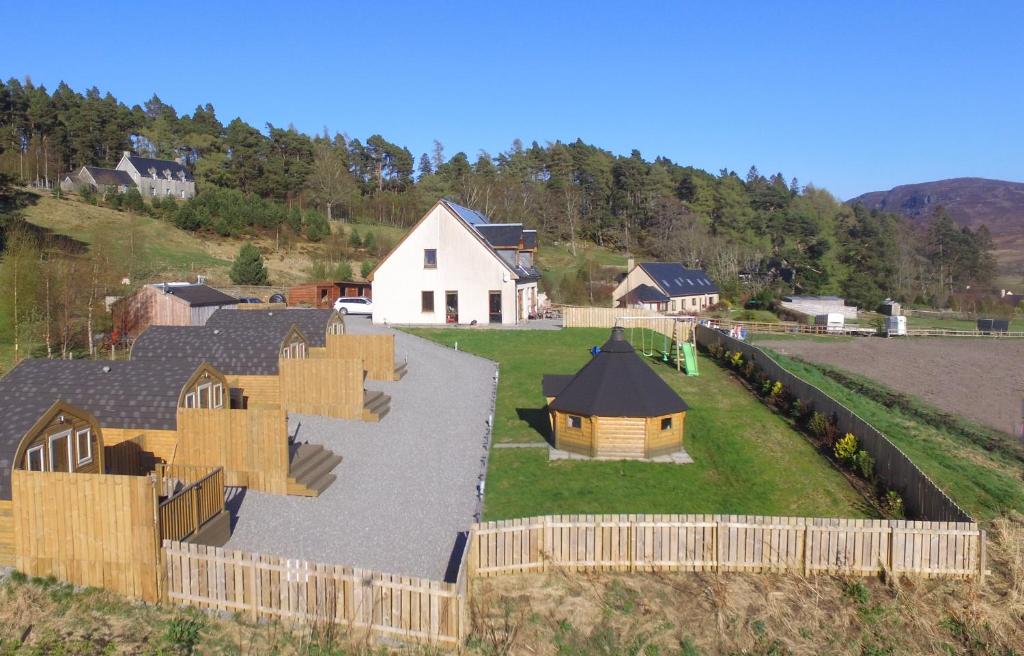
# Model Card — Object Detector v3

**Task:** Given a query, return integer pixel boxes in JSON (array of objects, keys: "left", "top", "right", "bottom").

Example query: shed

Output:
[
  {"left": 542, "top": 327, "right": 688, "bottom": 459},
  {"left": 112, "top": 283, "right": 238, "bottom": 338},
  {"left": 288, "top": 281, "right": 372, "bottom": 308}
]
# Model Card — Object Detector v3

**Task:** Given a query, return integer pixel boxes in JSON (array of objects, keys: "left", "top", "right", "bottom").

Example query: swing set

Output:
[{"left": 620, "top": 316, "right": 699, "bottom": 375}]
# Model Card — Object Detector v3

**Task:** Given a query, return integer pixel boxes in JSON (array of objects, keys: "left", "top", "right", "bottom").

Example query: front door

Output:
[
  {"left": 446, "top": 291, "right": 459, "bottom": 324},
  {"left": 488, "top": 291, "right": 502, "bottom": 324}
]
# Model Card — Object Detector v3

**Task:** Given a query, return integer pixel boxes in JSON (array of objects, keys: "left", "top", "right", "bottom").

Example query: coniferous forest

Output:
[{"left": 0, "top": 78, "right": 997, "bottom": 309}]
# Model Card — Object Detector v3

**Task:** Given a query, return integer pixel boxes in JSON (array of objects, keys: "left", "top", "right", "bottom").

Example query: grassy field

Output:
[
  {"left": 406, "top": 327, "right": 870, "bottom": 520},
  {"left": 763, "top": 351, "right": 1024, "bottom": 521}
]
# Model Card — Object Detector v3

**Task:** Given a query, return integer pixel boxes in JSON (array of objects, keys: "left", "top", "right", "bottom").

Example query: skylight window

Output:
[{"left": 686, "top": 278, "right": 693, "bottom": 285}]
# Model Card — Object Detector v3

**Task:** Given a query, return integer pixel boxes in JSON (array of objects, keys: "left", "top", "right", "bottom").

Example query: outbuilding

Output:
[
  {"left": 112, "top": 283, "right": 238, "bottom": 338},
  {"left": 542, "top": 327, "right": 688, "bottom": 459}
]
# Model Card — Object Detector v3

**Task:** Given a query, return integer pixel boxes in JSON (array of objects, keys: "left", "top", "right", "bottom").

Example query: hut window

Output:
[
  {"left": 184, "top": 392, "right": 196, "bottom": 408},
  {"left": 281, "top": 347, "right": 290, "bottom": 358},
  {"left": 26, "top": 445, "right": 45, "bottom": 471},
  {"left": 568, "top": 415, "right": 582, "bottom": 429},
  {"left": 421, "top": 291, "right": 434, "bottom": 313},
  {"left": 423, "top": 249, "right": 437, "bottom": 269},
  {"left": 213, "top": 383, "right": 224, "bottom": 409},
  {"left": 661, "top": 417, "right": 672, "bottom": 431},
  {"left": 48, "top": 431, "right": 73, "bottom": 472},
  {"left": 76, "top": 428, "right": 93, "bottom": 466},
  {"left": 197, "top": 383, "right": 212, "bottom": 409}
]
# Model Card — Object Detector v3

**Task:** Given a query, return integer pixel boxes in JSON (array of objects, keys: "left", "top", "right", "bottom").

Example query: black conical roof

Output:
[{"left": 547, "top": 327, "right": 688, "bottom": 417}]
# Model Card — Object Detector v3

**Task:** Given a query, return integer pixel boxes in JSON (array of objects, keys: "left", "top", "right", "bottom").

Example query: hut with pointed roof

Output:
[{"left": 542, "top": 327, "right": 688, "bottom": 459}]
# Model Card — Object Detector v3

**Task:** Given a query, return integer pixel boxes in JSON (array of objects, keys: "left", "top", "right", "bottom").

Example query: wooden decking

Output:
[{"left": 286, "top": 443, "right": 343, "bottom": 497}]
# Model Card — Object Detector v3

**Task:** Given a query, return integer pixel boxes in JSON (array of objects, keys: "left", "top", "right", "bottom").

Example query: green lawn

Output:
[
  {"left": 763, "top": 352, "right": 1024, "bottom": 522},
  {"left": 406, "top": 328, "right": 871, "bottom": 520}
]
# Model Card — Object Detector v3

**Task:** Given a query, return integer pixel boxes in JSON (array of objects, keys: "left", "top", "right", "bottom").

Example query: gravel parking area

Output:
[{"left": 224, "top": 317, "right": 496, "bottom": 580}]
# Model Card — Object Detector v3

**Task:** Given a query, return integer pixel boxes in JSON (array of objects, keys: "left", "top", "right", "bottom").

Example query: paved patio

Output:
[{"left": 223, "top": 318, "right": 496, "bottom": 581}]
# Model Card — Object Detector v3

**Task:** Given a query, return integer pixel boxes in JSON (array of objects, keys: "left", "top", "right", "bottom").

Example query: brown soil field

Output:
[{"left": 759, "top": 337, "right": 1024, "bottom": 435}]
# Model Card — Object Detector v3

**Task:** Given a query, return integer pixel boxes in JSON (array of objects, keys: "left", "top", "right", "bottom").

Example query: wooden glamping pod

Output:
[
  {"left": 205, "top": 308, "right": 408, "bottom": 381},
  {"left": 132, "top": 322, "right": 390, "bottom": 420},
  {"left": 542, "top": 326, "right": 688, "bottom": 459}
]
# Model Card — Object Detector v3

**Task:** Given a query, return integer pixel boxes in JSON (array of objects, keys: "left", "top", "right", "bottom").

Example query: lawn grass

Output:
[
  {"left": 406, "top": 327, "right": 871, "bottom": 520},
  {"left": 763, "top": 351, "right": 1024, "bottom": 521}
]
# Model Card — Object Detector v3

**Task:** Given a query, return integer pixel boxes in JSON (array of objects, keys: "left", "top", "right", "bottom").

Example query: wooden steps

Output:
[
  {"left": 286, "top": 443, "right": 342, "bottom": 497},
  {"left": 393, "top": 362, "right": 408, "bottom": 380},
  {"left": 362, "top": 390, "right": 391, "bottom": 422}
]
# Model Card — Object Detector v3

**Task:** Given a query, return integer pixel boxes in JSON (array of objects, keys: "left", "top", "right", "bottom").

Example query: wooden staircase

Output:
[
  {"left": 393, "top": 361, "right": 408, "bottom": 380},
  {"left": 286, "top": 443, "right": 342, "bottom": 497},
  {"left": 362, "top": 390, "right": 391, "bottom": 422}
]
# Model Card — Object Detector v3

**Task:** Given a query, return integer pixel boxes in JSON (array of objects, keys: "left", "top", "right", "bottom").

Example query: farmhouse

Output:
[
  {"left": 205, "top": 308, "right": 407, "bottom": 381},
  {"left": 613, "top": 260, "right": 719, "bottom": 313},
  {"left": 112, "top": 282, "right": 238, "bottom": 338},
  {"left": 132, "top": 323, "right": 390, "bottom": 420},
  {"left": 369, "top": 199, "right": 540, "bottom": 325},
  {"left": 115, "top": 151, "right": 196, "bottom": 199},
  {"left": 542, "top": 327, "right": 688, "bottom": 459},
  {"left": 59, "top": 165, "right": 135, "bottom": 195}
]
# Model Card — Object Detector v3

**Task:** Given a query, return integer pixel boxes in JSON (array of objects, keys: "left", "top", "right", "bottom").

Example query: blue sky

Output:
[{"left": 2, "top": 1, "right": 1021, "bottom": 198}]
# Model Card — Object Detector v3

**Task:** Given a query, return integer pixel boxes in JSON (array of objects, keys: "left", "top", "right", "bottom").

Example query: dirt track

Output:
[{"left": 758, "top": 337, "right": 1024, "bottom": 435}]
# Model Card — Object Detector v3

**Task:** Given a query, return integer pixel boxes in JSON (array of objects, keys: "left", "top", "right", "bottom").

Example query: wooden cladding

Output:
[
  {"left": 552, "top": 411, "right": 685, "bottom": 459},
  {"left": 228, "top": 375, "right": 281, "bottom": 407},
  {"left": 162, "top": 542, "right": 466, "bottom": 646},
  {"left": 325, "top": 334, "right": 399, "bottom": 381},
  {"left": 470, "top": 515, "right": 987, "bottom": 581},
  {"left": 175, "top": 408, "right": 289, "bottom": 494},
  {"left": 278, "top": 358, "right": 364, "bottom": 419},
  {"left": 12, "top": 471, "right": 161, "bottom": 601}
]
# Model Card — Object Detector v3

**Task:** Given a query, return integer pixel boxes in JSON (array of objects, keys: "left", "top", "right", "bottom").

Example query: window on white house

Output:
[
  {"left": 691, "top": 298, "right": 697, "bottom": 307},
  {"left": 422, "top": 291, "right": 434, "bottom": 312},
  {"left": 26, "top": 445, "right": 45, "bottom": 472},
  {"left": 423, "top": 249, "right": 437, "bottom": 269},
  {"left": 568, "top": 415, "right": 582, "bottom": 429},
  {"left": 76, "top": 428, "right": 92, "bottom": 465}
]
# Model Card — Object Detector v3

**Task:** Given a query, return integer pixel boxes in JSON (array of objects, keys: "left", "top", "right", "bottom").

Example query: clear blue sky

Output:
[{"left": 2, "top": 1, "right": 1021, "bottom": 198}]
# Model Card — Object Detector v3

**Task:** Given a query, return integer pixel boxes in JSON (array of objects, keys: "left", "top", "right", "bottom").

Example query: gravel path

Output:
[{"left": 224, "top": 317, "right": 497, "bottom": 581}]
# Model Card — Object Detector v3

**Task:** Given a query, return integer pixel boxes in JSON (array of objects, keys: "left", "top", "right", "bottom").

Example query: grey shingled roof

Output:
[
  {"left": 125, "top": 155, "right": 194, "bottom": 181},
  {"left": 132, "top": 325, "right": 302, "bottom": 375},
  {"left": 0, "top": 359, "right": 205, "bottom": 499},
  {"left": 205, "top": 309, "right": 336, "bottom": 347},
  {"left": 84, "top": 166, "right": 135, "bottom": 187},
  {"left": 151, "top": 284, "right": 238, "bottom": 307},
  {"left": 620, "top": 283, "right": 670, "bottom": 305},
  {"left": 522, "top": 230, "right": 537, "bottom": 249},
  {"left": 546, "top": 327, "right": 688, "bottom": 418},
  {"left": 638, "top": 263, "right": 719, "bottom": 297}
]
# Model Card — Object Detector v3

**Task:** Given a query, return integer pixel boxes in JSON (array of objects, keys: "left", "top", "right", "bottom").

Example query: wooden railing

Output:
[{"left": 157, "top": 466, "right": 225, "bottom": 543}]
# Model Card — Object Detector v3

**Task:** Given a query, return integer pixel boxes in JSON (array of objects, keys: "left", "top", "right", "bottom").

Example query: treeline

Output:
[{"left": 0, "top": 78, "right": 998, "bottom": 308}]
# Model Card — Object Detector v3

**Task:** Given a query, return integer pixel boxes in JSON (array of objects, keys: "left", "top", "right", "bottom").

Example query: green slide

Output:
[{"left": 682, "top": 343, "right": 699, "bottom": 376}]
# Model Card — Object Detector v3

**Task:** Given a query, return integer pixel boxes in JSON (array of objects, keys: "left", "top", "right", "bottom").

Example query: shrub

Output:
[
  {"left": 770, "top": 381, "right": 783, "bottom": 398},
  {"left": 729, "top": 351, "right": 743, "bottom": 368},
  {"left": 122, "top": 188, "right": 145, "bottom": 212},
  {"left": 163, "top": 616, "right": 204, "bottom": 654},
  {"left": 852, "top": 449, "right": 875, "bottom": 480},
  {"left": 360, "top": 260, "right": 375, "bottom": 279},
  {"left": 761, "top": 377, "right": 773, "bottom": 396},
  {"left": 349, "top": 229, "right": 362, "bottom": 248},
  {"left": 304, "top": 209, "right": 330, "bottom": 242},
  {"left": 882, "top": 491, "right": 905, "bottom": 519},
  {"left": 362, "top": 230, "right": 376, "bottom": 252},
  {"left": 834, "top": 432, "right": 858, "bottom": 463}
]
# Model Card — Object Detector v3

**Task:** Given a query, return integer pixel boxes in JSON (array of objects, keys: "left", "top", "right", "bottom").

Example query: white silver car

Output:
[{"left": 333, "top": 295, "right": 373, "bottom": 315}]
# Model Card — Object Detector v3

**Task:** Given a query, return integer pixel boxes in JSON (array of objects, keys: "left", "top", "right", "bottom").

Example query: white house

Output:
[
  {"left": 369, "top": 200, "right": 540, "bottom": 325},
  {"left": 612, "top": 260, "right": 719, "bottom": 313}
]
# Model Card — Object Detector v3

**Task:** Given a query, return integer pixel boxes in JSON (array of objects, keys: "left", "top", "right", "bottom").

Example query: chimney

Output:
[
  {"left": 627, "top": 257, "right": 635, "bottom": 272},
  {"left": 1001, "top": 289, "right": 1006, "bottom": 298}
]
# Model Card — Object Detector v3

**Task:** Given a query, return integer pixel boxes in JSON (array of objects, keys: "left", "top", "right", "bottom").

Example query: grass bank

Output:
[{"left": 406, "top": 327, "right": 870, "bottom": 521}]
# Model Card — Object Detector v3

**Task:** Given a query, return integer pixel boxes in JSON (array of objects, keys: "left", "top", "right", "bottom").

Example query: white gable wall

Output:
[{"left": 371, "top": 204, "right": 518, "bottom": 324}]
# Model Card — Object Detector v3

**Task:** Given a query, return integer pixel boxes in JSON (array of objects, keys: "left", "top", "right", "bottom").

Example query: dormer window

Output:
[{"left": 148, "top": 167, "right": 157, "bottom": 179}]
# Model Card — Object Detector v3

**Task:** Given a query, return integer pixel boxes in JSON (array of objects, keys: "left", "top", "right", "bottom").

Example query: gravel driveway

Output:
[{"left": 223, "top": 317, "right": 496, "bottom": 580}]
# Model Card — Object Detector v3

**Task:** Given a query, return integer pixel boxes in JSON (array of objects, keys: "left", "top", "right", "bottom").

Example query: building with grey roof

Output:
[
  {"left": 131, "top": 324, "right": 309, "bottom": 375},
  {"left": 115, "top": 151, "right": 195, "bottom": 199},
  {"left": 613, "top": 260, "right": 720, "bottom": 313},
  {"left": 205, "top": 308, "right": 343, "bottom": 348}
]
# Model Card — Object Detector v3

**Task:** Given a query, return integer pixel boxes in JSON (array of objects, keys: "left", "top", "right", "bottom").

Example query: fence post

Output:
[
  {"left": 715, "top": 518, "right": 724, "bottom": 573},
  {"left": 888, "top": 524, "right": 897, "bottom": 577},
  {"left": 248, "top": 553, "right": 259, "bottom": 622},
  {"left": 978, "top": 529, "right": 987, "bottom": 584},
  {"left": 803, "top": 524, "right": 811, "bottom": 577},
  {"left": 191, "top": 487, "right": 200, "bottom": 539},
  {"left": 541, "top": 516, "right": 549, "bottom": 572}
]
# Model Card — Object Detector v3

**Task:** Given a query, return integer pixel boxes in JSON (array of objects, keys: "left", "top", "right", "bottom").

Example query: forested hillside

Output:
[{"left": 0, "top": 78, "right": 999, "bottom": 309}]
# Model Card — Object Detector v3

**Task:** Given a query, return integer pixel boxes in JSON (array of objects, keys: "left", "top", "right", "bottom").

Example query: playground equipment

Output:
[{"left": 618, "top": 316, "right": 700, "bottom": 376}]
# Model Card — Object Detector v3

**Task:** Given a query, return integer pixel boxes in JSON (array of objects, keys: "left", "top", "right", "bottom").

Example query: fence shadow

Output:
[
  {"left": 224, "top": 486, "right": 248, "bottom": 532},
  {"left": 443, "top": 531, "right": 469, "bottom": 583}
]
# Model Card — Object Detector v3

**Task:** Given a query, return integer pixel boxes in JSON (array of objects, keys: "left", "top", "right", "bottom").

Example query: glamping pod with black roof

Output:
[{"left": 542, "top": 327, "right": 688, "bottom": 459}]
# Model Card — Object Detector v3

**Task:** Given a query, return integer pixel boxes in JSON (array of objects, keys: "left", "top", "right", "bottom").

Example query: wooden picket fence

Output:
[
  {"left": 469, "top": 515, "right": 986, "bottom": 580},
  {"left": 562, "top": 306, "right": 693, "bottom": 341},
  {"left": 162, "top": 542, "right": 466, "bottom": 646}
]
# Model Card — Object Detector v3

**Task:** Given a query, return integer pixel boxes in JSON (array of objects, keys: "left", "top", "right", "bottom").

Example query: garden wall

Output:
[{"left": 695, "top": 325, "right": 974, "bottom": 523}]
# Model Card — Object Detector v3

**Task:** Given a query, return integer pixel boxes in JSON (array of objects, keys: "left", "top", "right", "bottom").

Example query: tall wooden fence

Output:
[
  {"left": 12, "top": 471, "right": 161, "bottom": 601},
  {"left": 696, "top": 325, "right": 974, "bottom": 523},
  {"left": 278, "top": 358, "right": 365, "bottom": 419},
  {"left": 562, "top": 306, "right": 692, "bottom": 341},
  {"left": 162, "top": 542, "right": 466, "bottom": 646},
  {"left": 324, "top": 334, "right": 400, "bottom": 381},
  {"left": 175, "top": 407, "right": 290, "bottom": 494},
  {"left": 470, "top": 515, "right": 986, "bottom": 580}
]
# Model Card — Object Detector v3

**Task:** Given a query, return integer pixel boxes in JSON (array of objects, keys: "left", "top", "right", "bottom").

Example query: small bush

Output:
[
  {"left": 163, "top": 616, "right": 204, "bottom": 654},
  {"left": 842, "top": 579, "right": 869, "bottom": 605},
  {"left": 362, "top": 230, "right": 376, "bottom": 252},
  {"left": 360, "top": 260, "right": 375, "bottom": 279},
  {"left": 834, "top": 432, "right": 858, "bottom": 463},
  {"left": 852, "top": 449, "right": 875, "bottom": 480},
  {"left": 770, "top": 381, "right": 783, "bottom": 398},
  {"left": 729, "top": 351, "right": 743, "bottom": 368},
  {"left": 349, "top": 229, "right": 362, "bottom": 248},
  {"left": 881, "top": 491, "right": 905, "bottom": 519},
  {"left": 761, "top": 378, "right": 773, "bottom": 396}
]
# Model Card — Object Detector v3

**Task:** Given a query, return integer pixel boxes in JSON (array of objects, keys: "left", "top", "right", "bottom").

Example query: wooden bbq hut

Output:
[{"left": 542, "top": 326, "right": 688, "bottom": 459}]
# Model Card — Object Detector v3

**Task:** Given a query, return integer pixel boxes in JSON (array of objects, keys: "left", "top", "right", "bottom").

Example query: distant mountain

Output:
[{"left": 848, "top": 177, "right": 1024, "bottom": 274}]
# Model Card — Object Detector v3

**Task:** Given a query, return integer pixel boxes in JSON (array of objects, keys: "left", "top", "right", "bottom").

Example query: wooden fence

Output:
[
  {"left": 175, "top": 407, "right": 290, "bottom": 494},
  {"left": 469, "top": 515, "right": 986, "bottom": 580},
  {"left": 162, "top": 542, "right": 466, "bottom": 646},
  {"left": 324, "top": 334, "right": 400, "bottom": 381},
  {"left": 156, "top": 466, "right": 226, "bottom": 542},
  {"left": 696, "top": 325, "right": 974, "bottom": 523},
  {"left": 12, "top": 470, "right": 161, "bottom": 601},
  {"left": 0, "top": 500, "right": 13, "bottom": 567},
  {"left": 562, "top": 306, "right": 693, "bottom": 341},
  {"left": 278, "top": 358, "right": 365, "bottom": 419}
]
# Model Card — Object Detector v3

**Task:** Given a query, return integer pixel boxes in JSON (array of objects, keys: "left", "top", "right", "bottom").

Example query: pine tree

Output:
[
  {"left": 349, "top": 229, "right": 362, "bottom": 248},
  {"left": 304, "top": 209, "right": 329, "bottom": 242},
  {"left": 229, "top": 243, "right": 269, "bottom": 285}
]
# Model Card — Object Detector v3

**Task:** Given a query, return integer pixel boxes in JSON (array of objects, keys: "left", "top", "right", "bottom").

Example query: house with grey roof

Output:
[
  {"left": 60, "top": 165, "right": 136, "bottom": 195},
  {"left": 613, "top": 259, "right": 720, "bottom": 313},
  {"left": 205, "top": 308, "right": 345, "bottom": 348},
  {"left": 368, "top": 199, "right": 540, "bottom": 325},
  {"left": 115, "top": 151, "right": 196, "bottom": 199}
]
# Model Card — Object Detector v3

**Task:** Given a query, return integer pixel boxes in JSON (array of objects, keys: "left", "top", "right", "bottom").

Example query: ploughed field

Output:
[
  {"left": 757, "top": 337, "right": 1024, "bottom": 436},
  {"left": 406, "top": 327, "right": 871, "bottom": 521}
]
